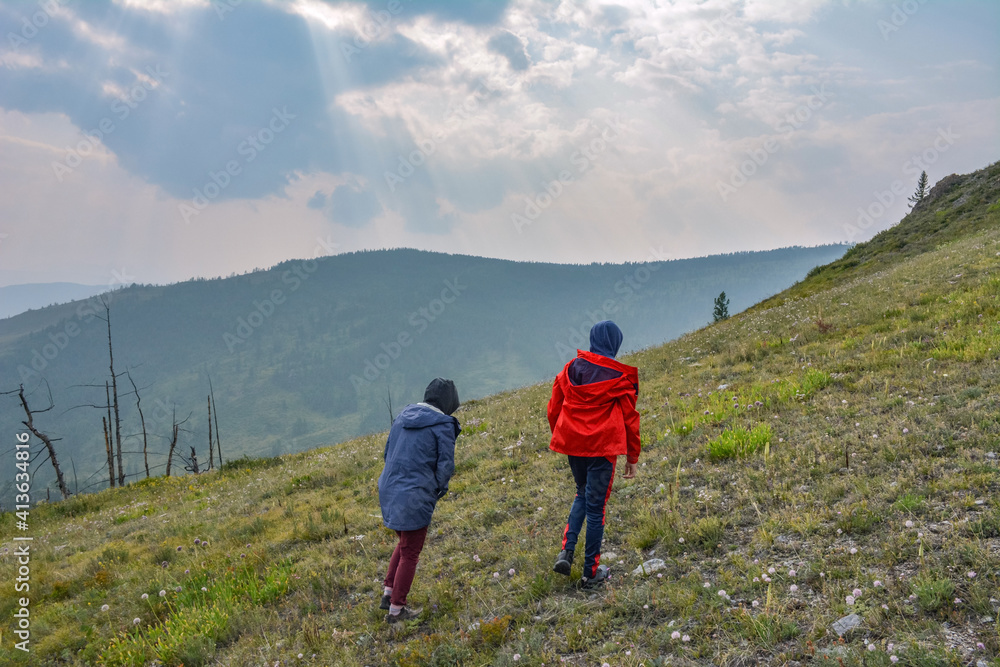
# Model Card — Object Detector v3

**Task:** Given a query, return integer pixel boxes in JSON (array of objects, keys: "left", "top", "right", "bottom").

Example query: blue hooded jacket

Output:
[{"left": 378, "top": 403, "right": 461, "bottom": 531}]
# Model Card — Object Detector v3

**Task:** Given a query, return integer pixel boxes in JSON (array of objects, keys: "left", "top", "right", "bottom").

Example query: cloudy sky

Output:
[{"left": 0, "top": 0, "right": 997, "bottom": 287}]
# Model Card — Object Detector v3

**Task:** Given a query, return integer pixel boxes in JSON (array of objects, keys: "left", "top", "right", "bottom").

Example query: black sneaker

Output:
[
  {"left": 580, "top": 564, "right": 610, "bottom": 590},
  {"left": 379, "top": 594, "right": 391, "bottom": 610},
  {"left": 553, "top": 549, "right": 573, "bottom": 576},
  {"left": 386, "top": 606, "right": 422, "bottom": 624}
]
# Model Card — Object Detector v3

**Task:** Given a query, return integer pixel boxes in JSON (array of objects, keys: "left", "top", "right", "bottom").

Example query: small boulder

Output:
[
  {"left": 831, "top": 613, "right": 862, "bottom": 637},
  {"left": 632, "top": 558, "right": 666, "bottom": 576}
]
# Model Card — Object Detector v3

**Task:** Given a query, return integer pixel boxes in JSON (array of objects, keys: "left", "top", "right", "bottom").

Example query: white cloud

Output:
[
  {"left": 112, "top": 0, "right": 210, "bottom": 13},
  {"left": 763, "top": 28, "right": 806, "bottom": 46},
  {"left": 0, "top": 50, "right": 45, "bottom": 70},
  {"left": 743, "top": 0, "right": 835, "bottom": 24},
  {"left": 288, "top": 0, "right": 369, "bottom": 33},
  {"left": 69, "top": 15, "right": 131, "bottom": 53},
  {"left": 0, "top": 0, "right": 997, "bottom": 284}
]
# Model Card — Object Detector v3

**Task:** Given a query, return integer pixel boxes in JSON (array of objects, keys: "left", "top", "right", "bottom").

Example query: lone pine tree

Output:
[
  {"left": 908, "top": 170, "right": 929, "bottom": 208},
  {"left": 713, "top": 291, "right": 730, "bottom": 322}
]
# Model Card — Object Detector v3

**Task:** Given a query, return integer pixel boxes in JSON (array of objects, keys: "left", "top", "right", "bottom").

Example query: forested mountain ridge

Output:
[{"left": 0, "top": 244, "right": 846, "bottom": 496}]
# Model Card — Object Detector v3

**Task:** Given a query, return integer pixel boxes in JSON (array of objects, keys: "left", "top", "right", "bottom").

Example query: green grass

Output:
[
  {"left": 706, "top": 423, "right": 772, "bottom": 460},
  {"left": 3, "top": 166, "right": 1000, "bottom": 665},
  {"left": 912, "top": 574, "right": 956, "bottom": 615}
]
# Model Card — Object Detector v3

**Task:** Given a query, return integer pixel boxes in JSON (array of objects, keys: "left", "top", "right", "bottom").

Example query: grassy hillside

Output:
[
  {"left": 0, "top": 245, "right": 846, "bottom": 500},
  {"left": 770, "top": 160, "right": 1000, "bottom": 303},
  {"left": 2, "top": 165, "right": 999, "bottom": 666}
]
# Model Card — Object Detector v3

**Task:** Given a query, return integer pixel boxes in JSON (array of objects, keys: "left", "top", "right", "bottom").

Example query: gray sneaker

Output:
[
  {"left": 379, "top": 594, "right": 391, "bottom": 610},
  {"left": 386, "top": 606, "right": 422, "bottom": 624},
  {"left": 580, "top": 564, "right": 610, "bottom": 590},
  {"left": 553, "top": 549, "right": 573, "bottom": 576}
]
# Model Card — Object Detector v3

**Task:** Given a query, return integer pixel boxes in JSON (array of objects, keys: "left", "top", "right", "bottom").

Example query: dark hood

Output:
[
  {"left": 589, "top": 320, "right": 623, "bottom": 359},
  {"left": 423, "top": 378, "right": 460, "bottom": 416}
]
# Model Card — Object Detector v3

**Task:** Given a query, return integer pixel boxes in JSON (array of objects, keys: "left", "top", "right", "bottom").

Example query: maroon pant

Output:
[{"left": 383, "top": 526, "right": 428, "bottom": 606}]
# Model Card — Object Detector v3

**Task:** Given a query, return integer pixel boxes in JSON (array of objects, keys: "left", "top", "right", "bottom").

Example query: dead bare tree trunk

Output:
[
  {"left": 209, "top": 377, "right": 222, "bottom": 467},
  {"left": 207, "top": 395, "right": 214, "bottom": 470},
  {"left": 188, "top": 447, "right": 200, "bottom": 474},
  {"left": 17, "top": 385, "right": 70, "bottom": 500},
  {"left": 102, "top": 417, "right": 115, "bottom": 488},
  {"left": 166, "top": 420, "right": 178, "bottom": 477},
  {"left": 101, "top": 298, "right": 124, "bottom": 487},
  {"left": 128, "top": 372, "right": 150, "bottom": 478},
  {"left": 384, "top": 382, "right": 394, "bottom": 429},
  {"left": 105, "top": 382, "right": 115, "bottom": 487}
]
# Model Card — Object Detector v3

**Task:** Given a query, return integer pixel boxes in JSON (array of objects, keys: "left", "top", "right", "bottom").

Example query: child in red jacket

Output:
[{"left": 548, "top": 320, "right": 640, "bottom": 588}]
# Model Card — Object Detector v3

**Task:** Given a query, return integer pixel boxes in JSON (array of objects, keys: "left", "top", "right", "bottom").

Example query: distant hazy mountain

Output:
[
  {"left": 0, "top": 245, "right": 846, "bottom": 494},
  {"left": 0, "top": 282, "right": 110, "bottom": 320}
]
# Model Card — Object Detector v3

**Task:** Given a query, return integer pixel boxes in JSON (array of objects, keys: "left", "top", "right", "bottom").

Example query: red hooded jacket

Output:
[{"left": 547, "top": 349, "right": 641, "bottom": 464}]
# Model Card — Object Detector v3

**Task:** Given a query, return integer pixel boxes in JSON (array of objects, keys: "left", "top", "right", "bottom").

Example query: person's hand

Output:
[{"left": 622, "top": 462, "right": 637, "bottom": 479}]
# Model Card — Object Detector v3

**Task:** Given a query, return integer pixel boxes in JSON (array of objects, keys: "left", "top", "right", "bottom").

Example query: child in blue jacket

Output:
[{"left": 377, "top": 378, "right": 461, "bottom": 623}]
